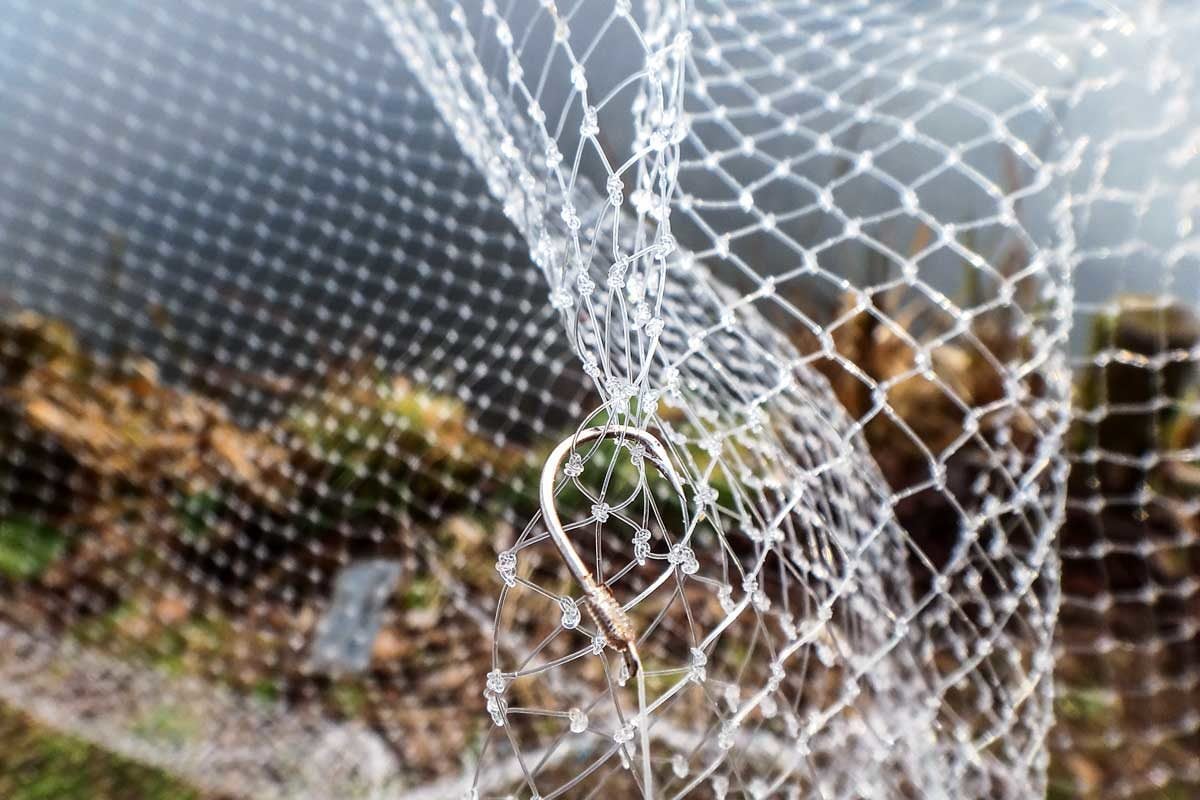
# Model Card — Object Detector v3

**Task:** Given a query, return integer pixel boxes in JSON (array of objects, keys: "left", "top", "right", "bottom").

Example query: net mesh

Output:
[
  {"left": 0, "top": 1, "right": 1194, "bottom": 799},
  {"left": 1053, "top": 4, "right": 1200, "bottom": 797}
]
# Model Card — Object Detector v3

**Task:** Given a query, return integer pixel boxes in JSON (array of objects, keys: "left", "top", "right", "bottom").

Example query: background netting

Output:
[{"left": 0, "top": 1, "right": 1195, "bottom": 799}]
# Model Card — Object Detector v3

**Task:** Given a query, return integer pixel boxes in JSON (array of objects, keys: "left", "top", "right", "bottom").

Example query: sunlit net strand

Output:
[
  {"left": 2, "top": 0, "right": 600, "bottom": 511},
  {"left": 374, "top": 3, "right": 968, "bottom": 798},
  {"left": 4, "top": 0, "right": 1200, "bottom": 799},
  {"left": 1, "top": 0, "right": 582, "bottom": 433},
  {"left": 1053, "top": 2, "right": 1200, "bottom": 797},
  {"left": 0, "top": 0, "right": 602, "bottom": 793},
  {"left": 0, "top": 12, "right": 1051, "bottom": 800},
  {"left": 482, "top": 455, "right": 931, "bottom": 800},
  {"left": 672, "top": 0, "right": 1084, "bottom": 652},
  {"left": 368, "top": 0, "right": 689, "bottom": 422},
  {"left": 375, "top": 1, "right": 1088, "bottom": 798},
  {"left": 658, "top": 1, "right": 1081, "bottom": 794}
]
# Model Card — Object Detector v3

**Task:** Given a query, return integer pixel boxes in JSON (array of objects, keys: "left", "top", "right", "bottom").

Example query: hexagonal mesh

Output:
[{"left": 0, "top": 2, "right": 1194, "bottom": 799}]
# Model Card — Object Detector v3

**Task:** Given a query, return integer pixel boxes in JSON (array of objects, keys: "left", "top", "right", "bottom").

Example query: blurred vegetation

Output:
[
  {"left": 2, "top": 290, "right": 1200, "bottom": 798},
  {"left": 0, "top": 517, "right": 66, "bottom": 580},
  {"left": 0, "top": 703, "right": 208, "bottom": 800},
  {"left": 783, "top": 277, "right": 1200, "bottom": 799}
]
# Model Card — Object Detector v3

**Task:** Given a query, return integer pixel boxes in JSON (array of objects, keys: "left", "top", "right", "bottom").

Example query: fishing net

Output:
[
  {"left": 0, "top": 1, "right": 1194, "bottom": 799},
  {"left": 1052, "top": 4, "right": 1200, "bottom": 797}
]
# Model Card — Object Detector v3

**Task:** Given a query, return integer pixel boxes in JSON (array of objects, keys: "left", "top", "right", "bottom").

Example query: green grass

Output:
[
  {"left": 0, "top": 517, "right": 66, "bottom": 580},
  {"left": 130, "top": 704, "right": 200, "bottom": 750},
  {"left": 175, "top": 492, "right": 222, "bottom": 543},
  {"left": 0, "top": 703, "right": 207, "bottom": 800},
  {"left": 1055, "top": 685, "right": 1117, "bottom": 726},
  {"left": 330, "top": 681, "right": 369, "bottom": 718},
  {"left": 402, "top": 575, "right": 441, "bottom": 610}
]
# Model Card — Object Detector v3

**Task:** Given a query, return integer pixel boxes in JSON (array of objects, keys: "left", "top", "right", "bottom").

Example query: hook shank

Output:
[{"left": 539, "top": 424, "right": 687, "bottom": 678}]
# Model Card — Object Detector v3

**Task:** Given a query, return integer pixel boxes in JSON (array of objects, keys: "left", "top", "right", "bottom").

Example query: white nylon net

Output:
[
  {"left": 1053, "top": 4, "right": 1200, "bottom": 797},
  {"left": 0, "top": 1, "right": 1194, "bottom": 799}
]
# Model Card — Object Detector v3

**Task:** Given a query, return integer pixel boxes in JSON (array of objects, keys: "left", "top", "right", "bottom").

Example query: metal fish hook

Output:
[{"left": 539, "top": 424, "right": 689, "bottom": 681}]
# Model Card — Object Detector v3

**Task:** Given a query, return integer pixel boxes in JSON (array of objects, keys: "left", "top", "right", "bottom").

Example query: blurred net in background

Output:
[
  {"left": 0, "top": 1, "right": 1194, "bottom": 799},
  {"left": 1053, "top": 4, "right": 1200, "bottom": 798}
]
